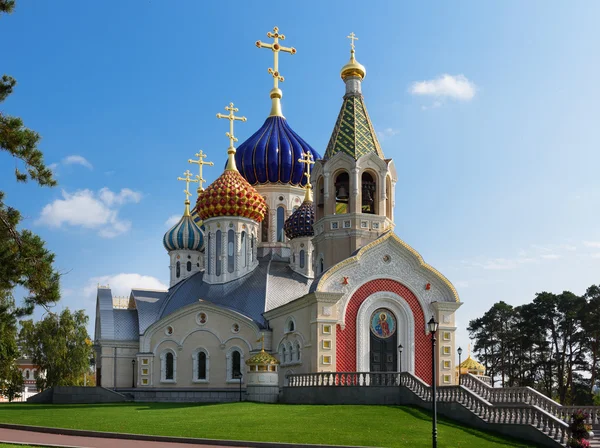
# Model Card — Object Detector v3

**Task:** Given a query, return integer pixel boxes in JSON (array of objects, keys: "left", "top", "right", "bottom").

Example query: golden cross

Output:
[
  {"left": 216, "top": 103, "right": 247, "bottom": 150},
  {"left": 177, "top": 169, "right": 198, "bottom": 215},
  {"left": 188, "top": 150, "right": 214, "bottom": 194},
  {"left": 256, "top": 26, "right": 296, "bottom": 90},
  {"left": 257, "top": 333, "right": 265, "bottom": 351},
  {"left": 298, "top": 151, "right": 315, "bottom": 187},
  {"left": 347, "top": 32, "right": 359, "bottom": 52}
]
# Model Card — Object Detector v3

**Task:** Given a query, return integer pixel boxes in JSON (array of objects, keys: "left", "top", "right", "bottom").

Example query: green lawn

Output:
[{"left": 0, "top": 402, "right": 536, "bottom": 448}]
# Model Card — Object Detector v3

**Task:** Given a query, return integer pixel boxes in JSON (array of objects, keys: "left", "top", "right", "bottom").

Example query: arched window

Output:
[
  {"left": 25, "top": 369, "right": 30, "bottom": 379},
  {"left": 207, "top": 233, "right": 212, "bottom": 275},
  {"left": 296, "top": 342, "right": 302, "bottom": 362},
  {"left": 227, "top": 229, "right": 235, "bottom": 273},
  {"left": 250, "top": 235, "right": 254, "bottom": 263},
  {"left": 299, "top": 250, "right": 305, "bottom": 269},
  {"left": 187, "top": 261, "right": 192, "bottom": 272},
  {"left": 261, "top": 206, "right": 270, "bottom": 242},
  {"left": 176, "top": 261, "right": 181, "bottom": 278},
  {"left": 335, "top": 171, "right": 349, "bottom": 214},
  {"left": 193, "top": 349, "right": 209, "bottom": 382},
  {"left": 319, "top": 256, "right": 324, "bottom": 274},
  {"left": 241, "top": 231, "right": 247, "bottom": 268},
  {"left": 161, "top": 350, "right": 176, "bottom": 383},
  {"left": 232, "top": 351, "right": 241, "bottom": 377},
  {"left": 316, "top": 176, "right": 325, "bottom": 221},
  {"left": 226, "top": 347, "right": 244, "bottom": 382},
  {"left": 292, "top": 252, "right": 296, "bottom": 264},
  {"left": 362, "top": 172, "right": 376, "bottom": 214},
  {"left": 215, "top": 230, "right": 222, "bottom": 277},
  {"left": 282, "top": 346, "right": 286, "bottom": 364},
  {"left": 276, "top": 206, "right": 285, "bottom": 242}
]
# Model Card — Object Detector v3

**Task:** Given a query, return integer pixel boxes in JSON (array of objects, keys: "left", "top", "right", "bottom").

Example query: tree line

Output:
[
  {"left": 468, "top": 285, "right": 600, "bottom": 405},
  {"left": 0, "top": 0, "right": 93, "bottom": 401}
]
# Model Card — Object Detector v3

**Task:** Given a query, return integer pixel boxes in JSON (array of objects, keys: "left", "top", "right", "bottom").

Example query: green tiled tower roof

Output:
[{"left": 324, "top": 94, "right": 385, "bottom": 160}]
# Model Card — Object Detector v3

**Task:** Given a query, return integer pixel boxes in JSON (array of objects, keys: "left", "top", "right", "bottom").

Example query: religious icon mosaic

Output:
[{"left": 370, "top": 308, "right": 396, "bottom": 339}]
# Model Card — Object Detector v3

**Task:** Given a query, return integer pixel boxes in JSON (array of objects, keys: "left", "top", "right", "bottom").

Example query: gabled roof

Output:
[{"left": 324, "top": 95, "right": 384, "bottom": 160}]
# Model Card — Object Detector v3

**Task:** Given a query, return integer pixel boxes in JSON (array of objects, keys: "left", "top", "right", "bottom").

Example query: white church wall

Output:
[{"left": 139, "top": 302, "right": 264, "bottom": 388}]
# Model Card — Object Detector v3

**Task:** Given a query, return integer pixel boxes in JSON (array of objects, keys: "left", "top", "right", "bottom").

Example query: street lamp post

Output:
[
  {"left": 398, "top": 344, "right": 403, "bottom": 386},
  {"left": 428, "top": 316, "right": 439, "bottom": 448},
  {"left": 235, "top": 372, "right": 243, "bottom": 402},
  {"left": 457, "top": 347, "right": 463, "bottom": 386},
  {"left": 131, "top": 359, "right": 135, "bottom": 388}
]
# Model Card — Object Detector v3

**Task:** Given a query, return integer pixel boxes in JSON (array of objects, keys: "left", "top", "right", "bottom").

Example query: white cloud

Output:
[
  {"left": 592, "top": 253, "right": 600, "bottom": 259},
  {"left": 83, "top": 273, "right": 168, "bottom": 301},
  {"left": 541, "top": 254, "right": 561, "bottom": 260},
  {"left": 376, "top": 128, "right": 399, "bottom": 141},
  {"left": 410, "top": 74, "right": 477, "bottom": 101},
  {"left": 584, "top": 241, "right": 600, "bottom": 248},
  {"left": 165, "top": 215, "right": 181, "bottom": 228},
  {"left": 63, "top": 155, "right": 93, "bottom": 170},
  {"left": 37, "top": 187, "right": 142, "bottom": 238}
]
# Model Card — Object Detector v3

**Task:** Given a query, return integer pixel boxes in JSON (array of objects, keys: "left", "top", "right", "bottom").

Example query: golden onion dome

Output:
[
  {"left": 341, "top": 50, "right": 366, "bottom": 81},
  {"left": 196, "top": 169, "right": 267, "bottom": 223},
  {"left": 459, "top": 356, "right": 486, "bottom": 372},
  {"left": 245, "top": 349, "right": 280, "bottom": 366}
]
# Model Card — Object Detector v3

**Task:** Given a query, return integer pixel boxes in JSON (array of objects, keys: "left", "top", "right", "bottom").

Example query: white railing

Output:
[
  {"left": 461, "top": 373, "right": 600, "bottom": 428},
  {"left": 287, "top": 371, "right": 570, "bottom": 446}
]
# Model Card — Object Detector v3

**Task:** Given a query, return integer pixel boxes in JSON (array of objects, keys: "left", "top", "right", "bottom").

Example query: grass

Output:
[{"left": 0, "top": 402, "right": 537, "bottom": 447}]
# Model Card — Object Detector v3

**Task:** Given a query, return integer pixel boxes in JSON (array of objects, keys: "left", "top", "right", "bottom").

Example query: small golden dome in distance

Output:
[{"left": 341, "top": 53, "right": 366, "bottom": 81}]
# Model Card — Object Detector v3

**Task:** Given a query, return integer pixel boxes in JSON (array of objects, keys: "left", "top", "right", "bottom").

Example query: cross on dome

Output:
[
  {"left": 347, "top": 32, "right": 358, "bottom": 52},
  {"left": 188, "top": 150, "right": 214, "bottom": 194},
  {"left": 177, "top": 169, "right": 198, "bottom": 216},
  {"left": 256, "top": 26, "right": 296, "bottom": 117},
  {"left": 216, "top": 102, "right": 247, "bottom": 171},
  {"left": 298, "top": 151, "right": 315, "bottom": 202}
]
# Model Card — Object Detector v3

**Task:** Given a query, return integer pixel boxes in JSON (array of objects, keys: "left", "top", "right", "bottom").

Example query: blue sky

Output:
[{"left": 2, "top": 1, "right": 600, "bottom": 356}]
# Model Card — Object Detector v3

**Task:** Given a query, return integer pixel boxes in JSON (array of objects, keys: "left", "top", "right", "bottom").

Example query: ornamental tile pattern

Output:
[
  {"left": 324, "top": 95, "right": 384, "bottom": 160},
  {"left": 336, "top": 279, "right": 431, "bottom": 384}
]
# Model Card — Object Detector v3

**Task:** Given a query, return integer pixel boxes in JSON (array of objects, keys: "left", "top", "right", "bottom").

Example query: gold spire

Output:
[
  {"left": 257, "top": 333, "right": 265, "bottom": 352},
  {"left": 177, "top": 169, "right": 198, "bottom": 216},
  {"left": 256, "top": 26, "right": 296, "bottom": 117},
  {"left": 341, "top": 31, "right": 366, "bottom": 81},
  {"left": 216, "top": 103, "right": 247, "bottom": 171},
  {"left": 188, "top": 150, "right": 214, "bottom": 194},
  {"left": 298, "top": 151, "right": 315, "bottom": 202}
]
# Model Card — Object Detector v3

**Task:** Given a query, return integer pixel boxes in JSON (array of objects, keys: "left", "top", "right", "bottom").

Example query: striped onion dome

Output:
[
  {"left": 196, "top": 169, "right": 267, "bottom": 222},
  {"left": 235, "top": 116, "right": 321, "bottom": 186},
  {"left": 283, "top": 199, "right": 314, "bottom": 240},
  {"left": 163, "top": 214, "right": 204, "bottom": 252}
]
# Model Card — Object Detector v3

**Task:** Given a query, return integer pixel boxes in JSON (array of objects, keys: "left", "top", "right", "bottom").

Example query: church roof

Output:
[
  {"left": 163, "top": 213, "right": 204, "bottom": 252},
  {"left": 283, "top": 199, "right": 314, "bottom": 239},
  {"left": 235, "top": 116, "right": 321, "bottom": 186},
  {"left": 459, "top": 356, "right": 486, "bottom": 372},
  {"left": 246, "top": 349, "right": 280, "bottom": 365},
  {"left": 324, "top": 94, "right": 384, "bottom": 160}
]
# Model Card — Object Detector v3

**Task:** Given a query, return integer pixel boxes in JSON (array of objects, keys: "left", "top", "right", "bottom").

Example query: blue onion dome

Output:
[
  {"left": 163, "top": 214, "right": 204, "bottom": 252},
  {"left": 284, "top": 199, "right": 315, "bottom": 239},
  {"left": 234, "top": 116, "right": 321, "bottom": 186}
]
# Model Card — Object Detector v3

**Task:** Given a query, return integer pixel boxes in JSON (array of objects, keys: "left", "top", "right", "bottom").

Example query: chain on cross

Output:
[
  {"left": 298, "top": 151, "right": 315, "bottom": 188},
  {"left": 347, "top": 32, "right": 359, "bottom": 52},
  {"left": 177, "top": 169, "right": 198, "bottom": 207},
  {"left": 256, "top": 26, "right": 296, "bottom": 90},
  {"left": 188, "top": 150, "right": 214, "bottom": 193},
  {"left": 216, "top": 103, "right": 247, "bottom": 150}
]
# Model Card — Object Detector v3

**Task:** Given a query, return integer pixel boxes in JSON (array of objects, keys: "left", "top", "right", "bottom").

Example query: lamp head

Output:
[
  {"left": 427, "top": 315, "right": 439, "bottom": 334},
  {"left": 457, "top": 346, "right": 463, "bottom": 356}
]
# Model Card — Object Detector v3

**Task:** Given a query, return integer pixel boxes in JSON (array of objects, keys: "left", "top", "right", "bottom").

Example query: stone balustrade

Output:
[{"left": 287, "top": 371, "right": 401, "bottom": 387}]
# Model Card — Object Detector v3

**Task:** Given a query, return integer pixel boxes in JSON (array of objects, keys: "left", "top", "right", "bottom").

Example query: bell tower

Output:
[{"left": 312, "top": 33, "right": 397, "bottom": 275}]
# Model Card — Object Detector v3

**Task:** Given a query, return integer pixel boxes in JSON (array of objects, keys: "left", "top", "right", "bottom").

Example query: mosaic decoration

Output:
[
  {"left": 370, "top": 308, "right": 396, "bottom": 339},
  {"left": 196, "top": 170, "right": 267, "bottom": 222},
  {"left": 324, "top": 95, "right": 384, "bottom": 160}
]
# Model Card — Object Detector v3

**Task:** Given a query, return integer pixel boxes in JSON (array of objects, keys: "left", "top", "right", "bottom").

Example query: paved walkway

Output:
[{"left": 0, "top": 428, "right": 240, "bottom": 448}]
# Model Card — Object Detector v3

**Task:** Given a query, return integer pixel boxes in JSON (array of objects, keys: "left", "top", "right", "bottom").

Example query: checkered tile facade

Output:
[{"left": 336, "top": 279, "right": 432, "bottom": 384}]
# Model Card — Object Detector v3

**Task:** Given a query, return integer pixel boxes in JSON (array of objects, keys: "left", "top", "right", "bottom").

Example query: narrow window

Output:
[
  {"left": 215, "top": 230, "right": 222, "bottom": 277},
  {"left": 250, "top": 235, "right": 254, "bottom": 263},
  {"left": 241, "top": 231, "right": 247, "bottom": 268},
  {"left": 386, "top": 176, "right": 392, "bottom": 219},
  {"left": 232, "top": 351, "right": 241, "bottom": 378},
  {"left": 335, "top": 171, "right": 349, "bottom": 214},
  {"left": 166, "top": 352, "right": 174, "bottom": 380},
  {"left": 261, "top": 206, "right": 270, "bottom": 242},
  {"left": 300, "top": 250, "right": 305, "bottom": 269},
  {"left": 288, "top": 320, "right": 295, "bottom": 332},
  {"left": 227, "top": 229, "right": 235, "bottom": 273},
  {"left": 362, "top": 172, "right": 376, "bottom": 214},
  {"left": 187, "top": 261, "right": 192, "bottom": 272},
  {"left": 282, "top": 347, "right": 286, "bottom": 364},
  {"left": 296, "top": 343, "right": 301, "bottom": 361},
  {"left": 207, "top": 233, "right": 212, "bottom": 275},
  {"left": 198, "top": 352, "right": 207, "bottom": 380},
  {"left": 319, "top": 257, "right": 324, "bottom": 274},
  {"left": 277, "top": 206, "right": 285, "bottom": 242},
  {"left": 176, "top": 261, "right": 181, "bottom": 278}
]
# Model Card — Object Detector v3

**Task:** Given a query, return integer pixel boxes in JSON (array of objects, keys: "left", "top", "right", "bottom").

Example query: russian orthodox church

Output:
[{"left": 94, "top": 28, "right": 462, "bottom": 400}]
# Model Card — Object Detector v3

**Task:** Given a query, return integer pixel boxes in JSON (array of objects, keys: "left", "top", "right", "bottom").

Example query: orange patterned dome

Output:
[{"left": 196, "top": 169, "right": 267, "bottom": 222}]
